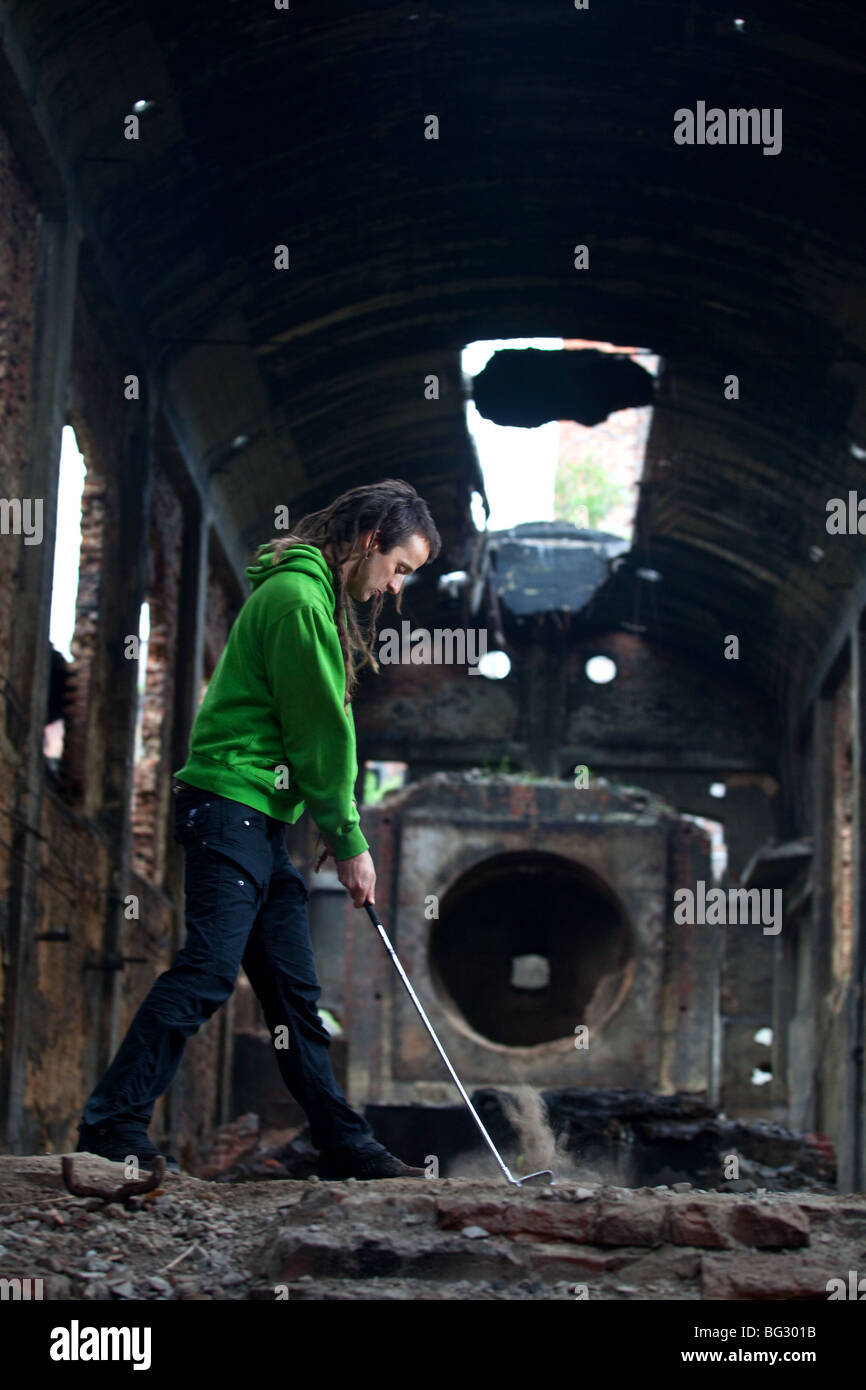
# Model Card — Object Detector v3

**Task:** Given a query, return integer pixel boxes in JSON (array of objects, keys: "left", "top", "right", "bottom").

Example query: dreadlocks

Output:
[{"left": 251, "top": 478, "right": 442, "bottom": 701}]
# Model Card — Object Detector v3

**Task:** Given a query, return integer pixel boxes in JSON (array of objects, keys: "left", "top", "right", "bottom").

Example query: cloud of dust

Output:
[{"left": 445, "top": 1083, "right": 633, "bottom": 1186}]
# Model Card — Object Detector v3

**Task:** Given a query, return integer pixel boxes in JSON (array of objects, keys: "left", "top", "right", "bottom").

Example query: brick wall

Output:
[
  {"left": 131, "top": 464, "right": 183, "bottom": 883},
  {"left": 0, "top": 119, "right": 39, "bottom": 1094}
]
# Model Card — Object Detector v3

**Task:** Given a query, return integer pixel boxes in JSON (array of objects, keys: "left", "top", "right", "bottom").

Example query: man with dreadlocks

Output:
[{"left": 76, "top": 480, "right": 441, "bottom": 1179}]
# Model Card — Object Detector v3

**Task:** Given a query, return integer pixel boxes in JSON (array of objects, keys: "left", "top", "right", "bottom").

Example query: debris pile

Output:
[{"left": 0, "top": 1152, "right": 860, "bottom": 1301}]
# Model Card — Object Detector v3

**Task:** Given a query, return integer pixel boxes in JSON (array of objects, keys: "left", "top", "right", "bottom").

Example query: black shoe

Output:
[
  {"left": 76, "top": 1122, "right": 180, "bottom": 1174},
  {"left": 317, "top": 1143, "right": 426, "bottom": 1181}
]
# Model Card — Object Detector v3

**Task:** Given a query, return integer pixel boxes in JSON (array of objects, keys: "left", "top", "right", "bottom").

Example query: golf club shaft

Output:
[{"left": 363, "top": 900, "right": 515, "bottom": 1184}]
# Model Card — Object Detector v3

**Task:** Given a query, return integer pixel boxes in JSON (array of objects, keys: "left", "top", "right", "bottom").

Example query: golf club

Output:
[{"left": 363, "top": 900, "right": 555, "bottom": 1187}]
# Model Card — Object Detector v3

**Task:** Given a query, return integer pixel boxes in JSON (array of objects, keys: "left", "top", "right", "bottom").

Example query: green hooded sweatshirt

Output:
[{"left": 172, "top": 543, "right": 369, "bottom": 861}]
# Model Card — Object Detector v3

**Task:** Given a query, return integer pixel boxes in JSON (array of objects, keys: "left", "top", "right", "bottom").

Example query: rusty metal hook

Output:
[{"left": 61, "top": 1154, "right": 166, "bottom": 1204}]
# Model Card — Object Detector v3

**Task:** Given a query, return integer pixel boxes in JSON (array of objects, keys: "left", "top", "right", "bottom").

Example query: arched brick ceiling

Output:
[{"left": 7, "top": 0, "right": 866, "bottom": 701}]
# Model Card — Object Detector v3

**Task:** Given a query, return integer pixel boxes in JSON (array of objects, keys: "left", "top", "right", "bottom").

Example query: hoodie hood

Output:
[{"left": 246, "top": 543, "right": 336, "bottom": 596}]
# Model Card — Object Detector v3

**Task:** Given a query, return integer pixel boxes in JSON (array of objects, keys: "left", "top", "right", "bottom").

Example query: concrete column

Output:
[
  {"left": 806, "top": 691, "right": 836, "bottom": 1130},
  {"left": 2, "top": 212, "right": 80, "bottom": 1151},
  {"left": 719, "top": 897, "right": 775, "bottom": 1120},
  {"left": 163, "top": 508, "right": 212, "bottom": 1141},
  {"left": 80, "top": 383, "right": 157, "bottom": 1096},
  {"left": 840, "top": 622, "right": 866, "bottom": 1189},
  {"left": 770, "top": 903, "right": 796, "bottom": 1114},
  {"left": 525, "top": 628, "right": 561, "bottom": 776}
]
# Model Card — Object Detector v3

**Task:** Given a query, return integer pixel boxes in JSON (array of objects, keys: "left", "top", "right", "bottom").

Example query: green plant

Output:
[
  {"left": 554, "top": 450, "right": 627, "bottom": 529},
  {"left": 362, "top": 768, "right": 405, "bottom": 805}
]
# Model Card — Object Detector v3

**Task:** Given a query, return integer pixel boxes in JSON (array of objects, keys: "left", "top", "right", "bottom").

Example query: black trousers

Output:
[{"left": 81, "top": 783, "right": 377, "bottom": 1157}]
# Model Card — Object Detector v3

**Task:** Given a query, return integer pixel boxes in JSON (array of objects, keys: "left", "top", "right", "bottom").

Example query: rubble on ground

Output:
[{"left": 1, "top": 1152, "right": 863, "bottom": 1301}]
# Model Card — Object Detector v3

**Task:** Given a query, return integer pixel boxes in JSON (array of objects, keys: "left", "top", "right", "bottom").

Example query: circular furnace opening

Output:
[{"left": 429, "top": 851, "right": 634, "bottom": 1047}]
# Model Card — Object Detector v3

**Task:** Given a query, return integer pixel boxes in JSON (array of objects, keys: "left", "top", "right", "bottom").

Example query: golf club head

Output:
[{"left": 514, "top": 1169, "right": 555, "bottom": 1186}]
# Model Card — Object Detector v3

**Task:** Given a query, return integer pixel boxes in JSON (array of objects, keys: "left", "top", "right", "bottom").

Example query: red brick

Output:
[
  {"left": 702, "top": 1251, "right": 830, "bottom": 1300},
  {"left": 669, "top": 1199, "right": 730, "bottom": 1248},
  {"left": 729, "top": 1202, "right": 810, "bottom": 1249},
  {"left": 436, "top": 1196, "right": 595, "bottom": 1243},
  {"left": 436, "top": 1198, "right": 509, "bottom": 1233},
  {"left": 196, "top": 1112, "right": 260, "bottom": 1178},
  {"left": 592, "top": 1196, "right": 667, "bottom": 1247}
]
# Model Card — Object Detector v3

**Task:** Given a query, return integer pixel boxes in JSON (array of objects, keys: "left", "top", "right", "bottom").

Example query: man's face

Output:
[{"left": 346, "top": 530, "right": 431, "bottom": 602}]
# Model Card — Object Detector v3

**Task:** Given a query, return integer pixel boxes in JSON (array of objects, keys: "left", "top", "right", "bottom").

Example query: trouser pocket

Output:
[{"left": 173, "top": 791, "right": 273, "bottom": 897}]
